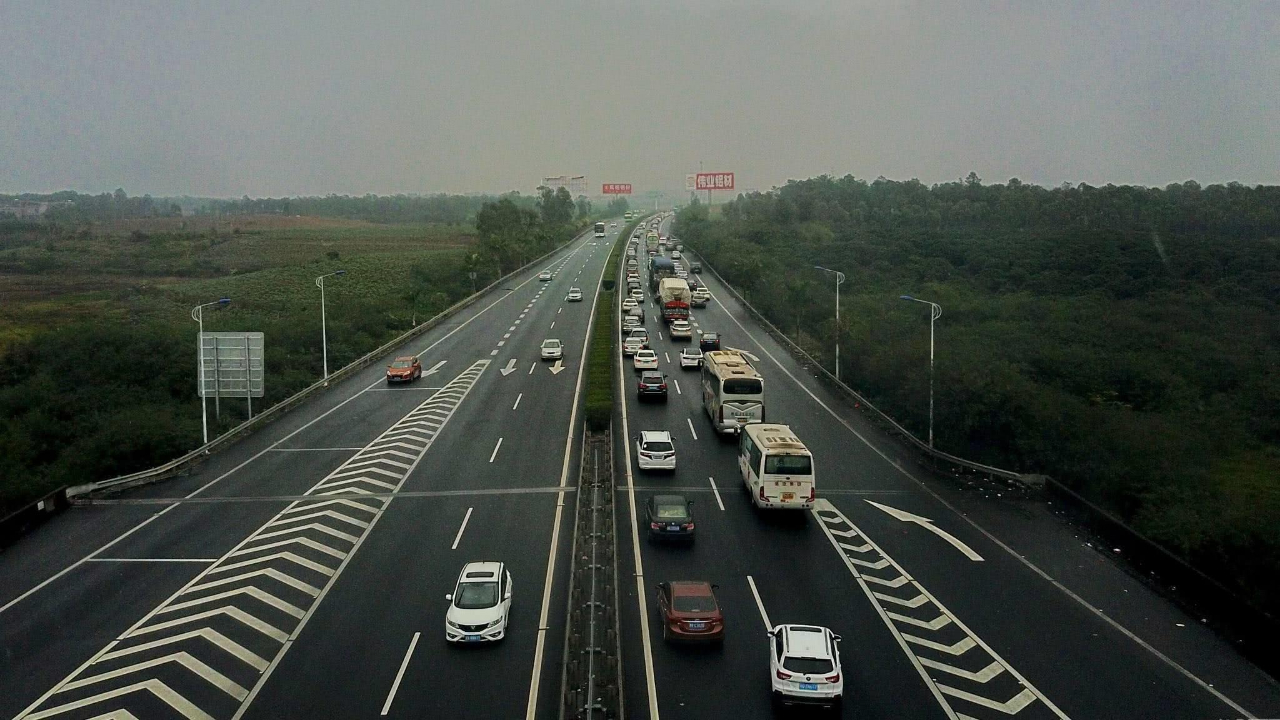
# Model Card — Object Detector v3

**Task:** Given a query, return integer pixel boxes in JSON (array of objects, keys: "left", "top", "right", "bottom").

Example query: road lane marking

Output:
[
  {"left": 497, "top": 340, "right": 505, "bottom": 347},
  {"left": 558, "top": 307, "right": 562, "bottom": 314},
  {"left": 528, "top": 362, "right": 536, "bottom": 375},
  {"left": 686, "top": 418, "right": 698, "bottom": 441},
  {"left": 489, "top": 438, "right": 503, "bottom": 463},
  {"left": 746, "top": 575, "right": 772, "bottom": 630},
  {"left": 513, "top": 393, "right": 522, "bottom": 410},
  {"left": 699, "top": 272, "right": 1257, "bottom": 717},
  {"left": 550, "top": 321, "right": 555, "bottom": 329},
  {"left": 509, "top": 326, "right": 516, "bottom": 332},
  {"left": 664, "top": 352, "right": 670, "bottom": 363},
  {"left": 490, "top": 349, "right": 499, "bottom": 356},
  {"left": 87, "top": 558, "right": 218, "bottom": 563},
  {"left": 379, "top": 632, "right": 420, "bottom": 715},
  {"left": 451, "top": 508, "right": 473, "bottom": 550},
  {"left": 268, "top": 447, "right": 365, "bottom": 452},
  {"left": 866, "top": 500, "right": 983, "bottom": 561},
  {"left": 525, "top": 231, "right": 614, "bottom": 720},
  {"left": 707, "top": 477, "right": 725, "bottom": 511},
  {"left": 673, "top": 378, "right": 681, "bottom": 395},
  {"left": 503, "top": 333, "right": 511, "bottom": 339}
]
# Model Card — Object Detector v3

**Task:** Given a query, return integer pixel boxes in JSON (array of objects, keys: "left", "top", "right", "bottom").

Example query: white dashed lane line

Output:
[
  {"left": 512, "top": 393, "right": 522, "bottom": 410},
  {"left": 489, "top": 437, "right": 503, "bottom": 463},
  {"left": 687, "top": 418, "right": 698, "bottom": 441}
]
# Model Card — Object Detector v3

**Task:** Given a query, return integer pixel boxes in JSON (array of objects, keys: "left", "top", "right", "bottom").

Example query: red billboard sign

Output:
[
  {"left": 695, "top": 172, "right": 734, "bottom": 191},
  {"left": 602, "top": 183, "right": 632, "bottom": 194}
]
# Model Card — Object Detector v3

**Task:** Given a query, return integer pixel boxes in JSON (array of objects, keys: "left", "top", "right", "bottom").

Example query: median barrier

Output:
[{"left": 68, "top": 228, "right": 597, "bottom": 500}]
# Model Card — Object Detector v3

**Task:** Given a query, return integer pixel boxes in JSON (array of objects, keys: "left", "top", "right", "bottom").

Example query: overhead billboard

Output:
[
  {"left": 602, "top": 183, "right": 632, "bottom": 194},
  {"left": 685, "top": 174, "right": 697, "bottom": 191},
  {"left": 541, "top": 175, "right": 589, "bottom": 194},
  {"left": 694, "top": 172, "right": 735, "bottom": 191}
]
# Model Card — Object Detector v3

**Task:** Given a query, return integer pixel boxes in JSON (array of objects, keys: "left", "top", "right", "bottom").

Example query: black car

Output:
[
  {"left": 637, "top": 370, "right": 668, "bottom": 401},
  {"left": 699, "top": 332, "right": 721, "bottom": 352},
  {"left": 691, "top": 262, "right": 702, "bottom": 274},
  {"left": 646, "top": 494, "right": 694, "bottom": 542}
]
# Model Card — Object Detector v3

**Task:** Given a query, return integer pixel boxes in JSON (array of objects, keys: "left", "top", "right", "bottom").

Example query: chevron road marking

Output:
[
  {"left": 812, "top": 500, "right": 1069, "bottom": 720},
  {"left": 16, "top": 361, "right": 489, "bottom": 720}
]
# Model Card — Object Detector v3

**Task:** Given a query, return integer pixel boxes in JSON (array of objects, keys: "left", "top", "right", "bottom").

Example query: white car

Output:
[
  {"left": 566, "top": 287, "right": 583, "bottom": 302},
  {"left": 622, "top": 335, "right": 646, "bottom": 356},
  {"left": 676, "top": 270, "right": 688, "bottom": 279},
  {"left": 630, "top": 289, "right": 644, "bottom": 301},
  {"left": 691, "top": 288, "right": 711, "bottom": 307},
  {"left": 769, "top": 625, "right": 844, "bottom": 710},
  {"left": 610, "top": 222, "right": 617, "bottom": 227},
  {"left": 538, "top": 270, "right": 552, "bottom": 281},
  {"left": 633, "top": 349, "right": 658, "bottom": 371},
  {"left": 680, "top": 347, "right": 703, "bottom": 369},
  {"left": 671, "top": 250, "right": 681, "bottom": 259},
  {"left": 669, "top": 320, "right": 692, "bottom": 340},
  {"left": 636, "top": 431, "right": 676, "bottom": 472},
  {"left": 445, "top": 562, "right": 512, "bottom": 643},
  {"left": 541, "top": 339, "right": 563, "bottom": 360},
  {"left": 622, "top": 298, "right": 638, "bottom": 312}
]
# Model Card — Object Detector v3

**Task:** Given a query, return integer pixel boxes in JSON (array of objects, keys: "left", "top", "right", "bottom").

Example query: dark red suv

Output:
[{"left": 656, "top": 581, "right": 724, "bottom": 643}]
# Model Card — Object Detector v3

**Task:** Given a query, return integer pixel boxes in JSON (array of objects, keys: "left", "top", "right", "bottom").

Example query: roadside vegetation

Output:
[
  {"left": 583, "top": 218, "right": 642, "bottom": 431},
  {"left": 676, "top": 176, "right": 1280, "bottom": 615},
  {"left": 0, "top": 190, "right": 596, "bottom": 515}
]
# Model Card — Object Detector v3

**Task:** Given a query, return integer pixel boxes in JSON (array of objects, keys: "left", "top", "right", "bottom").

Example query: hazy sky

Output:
[{"left": 3, "top": 1, "right": 1278, "bottom": 197}]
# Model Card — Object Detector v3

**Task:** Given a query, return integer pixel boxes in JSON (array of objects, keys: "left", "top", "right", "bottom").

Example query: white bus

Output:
[
  {"left": 700, "top": 350, "right": 764, "bottom": 434},
  {"left": 738, "top": 424, "right": 814, "bottom": 510},
  {"left": 594, "top": 222, "right": 606, "bottom": 237}
]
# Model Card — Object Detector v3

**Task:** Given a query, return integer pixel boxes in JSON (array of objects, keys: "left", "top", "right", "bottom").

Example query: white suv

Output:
[
  {"left": 769, "top": 624, "right": 844, "bottom": 710},
  {"left": 445, "top": 562, "right": 512, "bottom": 643},
  {"left": 636, "top": 431, "right": 676, "bottom": 472}
]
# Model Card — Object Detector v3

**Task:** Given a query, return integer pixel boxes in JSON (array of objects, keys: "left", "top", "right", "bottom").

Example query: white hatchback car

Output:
[
  {"left": 622, "top": 298, "right": 638, "bottom": 312},
  {"left": 669, "top": 320, "right": 692, "bottom": 340},
  {"left": 541, "top": 339, "right": 563, "bottom": 360},
  {"left": 679, "top": 347, "right": 703, "bottom": 368},
  {"left": 538, "top": 270, "right": 552, "bottom": 281},
  {"left": 769, "top": 624, "right": 844, "bottom": 710},
  {"left": 633, "top": 349, "right": 658, "bottom": 371},
  {"left": 630, "top": 288, "right": 644, "bottom": 301},
  {"left": 636, "top": 431, "right": 676, "bottom": 472},
  {"left": 445, "top": 562, "right": 512, "bottom": 643},
  {"left": 566, "top": 287, "right": 583, "bottom": 302}
]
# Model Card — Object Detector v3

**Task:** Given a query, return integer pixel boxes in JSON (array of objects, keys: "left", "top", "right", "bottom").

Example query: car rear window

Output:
[
  {"left": 673, "top": 594, "right": 718, "bottom": 613},
  {"left": 782, "top": 657, "right": 834, "bottom": 675},
  {"left": 391, "top": 360, "right": 412, "bottom": 368},
  {"left": 765, "top": 454, "right": 812, "bottom": 475},
  {"left": 723, "top": 379, "right": 763, "bottom": 395},
  {"left": 655, "top": 505, "right": 686, "bottom": 519},
  {"left": 644, "top": 441, "right": 673, "bottom": 453}
]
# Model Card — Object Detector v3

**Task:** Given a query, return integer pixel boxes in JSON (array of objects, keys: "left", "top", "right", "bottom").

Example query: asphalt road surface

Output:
[
  {"left": 0, "top": 223, "right": 623, "bottom": 720},
  {"left": 614, "top": 215, "right": 1280, "bottom": 720}
]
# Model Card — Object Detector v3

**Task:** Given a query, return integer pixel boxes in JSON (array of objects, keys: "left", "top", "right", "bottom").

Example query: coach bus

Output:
[{"left": 701, "top": 350, "right": 765, "bottom": 434}]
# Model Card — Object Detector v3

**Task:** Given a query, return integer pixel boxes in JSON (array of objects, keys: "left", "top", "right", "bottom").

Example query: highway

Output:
[
  {"left": 0, "top": 223, "right": 624, "bottom": 720},
  {"left": 614, "top": 215, "right": 1280, "bottom": 719},
  {"left": 3, "top": 212, "right": 1280, "bottom": 720}
]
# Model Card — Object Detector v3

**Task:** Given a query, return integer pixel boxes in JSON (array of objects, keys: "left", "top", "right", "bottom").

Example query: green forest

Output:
[
  {"left": 0, "top": 189, "right": 596, "bottom": 515},
  {"left": 675, "top": 175, "right": 1280, "bottom": 615}
]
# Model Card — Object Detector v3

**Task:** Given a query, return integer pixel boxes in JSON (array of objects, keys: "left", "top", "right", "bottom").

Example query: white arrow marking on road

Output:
[
  {"left": 549, "top": 360, "right": 566, "bottom": 375},
  {"left": 500, "top": 359, "right": 518, "bottom": 376},
  {"left": 918, "top": 657, "right": 1005, "bottom": 683},
  {"left": 725, "top": 346, "right": 760, "bottom": 363},
  {"left": 61, "top": 651, "right": 249, "bottom": 700},
  {"left": 938, "top": 686, "right": 1036, "bottom": 714},
  {"left": 28, "top": 679, "right": 214, "bottom": 720},
  {"left": 423, "top": 360, "right": 447, "bottom": 376},
  {"left": 866, "top": 500, "right": 984, "bottom": 561}
]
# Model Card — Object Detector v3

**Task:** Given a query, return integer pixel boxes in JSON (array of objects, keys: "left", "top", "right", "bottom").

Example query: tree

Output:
[
  {"left": 576, "top": 195, "right": 592, "bottom": 219},
  {"left": 607, "top": 196, "right": 629, "bottom": 216},
  {"left": 538, "top": 187, "right": 575, "bottom": 228}
]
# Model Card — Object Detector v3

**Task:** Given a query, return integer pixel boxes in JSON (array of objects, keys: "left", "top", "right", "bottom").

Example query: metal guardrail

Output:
[
  {"left": 68, "top": 229, "right": 596, "bottom": 499},
  {"left": 691, "top": 251, "right": 1028, "bottom": 486}
]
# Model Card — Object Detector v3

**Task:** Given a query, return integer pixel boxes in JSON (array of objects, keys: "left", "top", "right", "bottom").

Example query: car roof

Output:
[
  {"left": 641, "top": 369, "right": 663, "bottom": 378},
  {"left": 640, "top": 430, "right": 672, "bottom": 443},
  {"left": 653, "top": 494, "right": 688, "bottom": 506},
  {"left": 394, "top": 355, "right": 416, "bottom": 362},
  {"left": 569, "top": 286, "right": 581, "bottom": 291},
  {"left": 543, "top": 338, "right": 560, "bottom": 345},
  {"left": 682, "top": 347, "right": 702, "bottom": 354},
  {"left": 781, "top": 625, "right": 833, "bottom": 659},
  {"left": 460, "top": 561, "right": 502, "bottom": 580},
  {"left": 669, "top": 580, "right": 714, "bottom": 596}
]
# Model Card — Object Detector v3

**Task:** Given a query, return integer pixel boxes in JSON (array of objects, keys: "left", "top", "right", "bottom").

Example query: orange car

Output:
[
  {"left": 386, "top": 356, "right": 422, "bottom": 383},
  {"left": 655, "top": 581, "right": 724, "bottom": 643}
]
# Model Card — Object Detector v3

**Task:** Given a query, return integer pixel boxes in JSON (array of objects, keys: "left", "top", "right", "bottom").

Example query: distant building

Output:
[{"left": 0, "top": 200, "right": 51, "bottom": 218}]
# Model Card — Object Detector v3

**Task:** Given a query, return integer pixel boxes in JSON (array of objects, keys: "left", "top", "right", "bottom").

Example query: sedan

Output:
[
  {"left": 622, "top": 298, "right": 638, "bottom": 312},
  {"left": 655, "top": 580, "right": 723, "bottom": 643},
  {"left": 669, "top": 320, "right": 692, "bottom": 340},
  {"left": 541, "top": 339, "right": 563, "bottom": 360},
  {"left": 386, "top": 356, "right": 422, "bottom": 383},
  {"left": 679, "top": 347, "right": 703, "bottom": 369},
  {"left": 630, "top": 288, "right": 644, "bottom": 301},
  {"left": 444, "top": 562, "right": 512, "bottom": 643},
  {"left": 646, "top": 494, "right": 694, "bottom": 542},
  {"left": 699, "top": 332, "right": 721, "bottom": 352},
  {"left": 538, "top": 270, "right": 552, "bottom": 281},
  {"left": 637, "top": 370, "right": 668, "bottom": 402},
  {"left": 622, "top": 335, "right": 646, "bottom": 356},
  {"left": 566, "top": 287, "right": 583, "bottom": 302},
  {"left": 633, "top": 349, "right": 659, "bottom": 371}
]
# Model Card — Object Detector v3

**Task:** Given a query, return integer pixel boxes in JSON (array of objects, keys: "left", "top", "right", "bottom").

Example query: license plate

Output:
[
  {"left": 734, "top": 412, "right": 752, "bottom": 420},
  {"left": 688, "top": 622, "right": 706, "bottom": 630},
  {"left": 465, "top": 635, "right": 481, "bottom": 642},
  {"left": 781, "top": 492, "right": 795, "bottom": 502},
  {"left": 667, "top": 524, "right": 680, "bottom": 531},
  {"left": 799, "top": 682, "right": 819, "bottom": 691}
]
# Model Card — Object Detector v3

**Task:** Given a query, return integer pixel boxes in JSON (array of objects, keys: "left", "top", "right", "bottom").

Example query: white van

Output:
[{"left": 739, "top": 424, "right": 814, "bottom": 510}]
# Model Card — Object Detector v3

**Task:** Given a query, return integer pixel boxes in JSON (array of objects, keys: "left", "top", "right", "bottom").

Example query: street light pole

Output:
[
  {"left": 315, "top": 270, "right": 346, "bottom": 383},
  {"left": 191, "top": 297, "right": 231, "bottom": 446},
  {"left": 900, "top": 295, "right": 942, "bottom": 447},
  {"left": 813, "top": 266, "right": 846, "bottom": 382}
]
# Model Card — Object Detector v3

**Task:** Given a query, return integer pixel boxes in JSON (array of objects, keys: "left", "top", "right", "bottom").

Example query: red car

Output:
[
  {"left": 386, "top": 356, "right": 422, "bottom": 383},
  {"left": 655, "top": 581, "right": 724, "bottom": 643}
]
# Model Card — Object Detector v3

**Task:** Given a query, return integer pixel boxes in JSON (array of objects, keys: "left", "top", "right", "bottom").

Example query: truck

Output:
[
  {"left": 658, "top": 277, "right": 692, "bottom": 323},
  {"left": 648, "top": 256, "right": 676, "bottom": 293},
  {"left": 646, "top": 232, "right": 660, "bottom": 254}
]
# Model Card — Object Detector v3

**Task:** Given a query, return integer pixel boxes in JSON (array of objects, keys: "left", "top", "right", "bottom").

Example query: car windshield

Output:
[
  {"left": 544, "top": 340, "right": 560, "bottom": 348},
  {"left": 723, "top": 378, "right": 763, "bottom": 395},
  {"left": 673, "top": 593, "right": 717, "bottom": 613},
  {"left": 782, "top": 656, "right": 834, "bottom": 675},
  {"left": 642, "top": 373, "right": 663, "bottom": 383},
  {"left": 644, "top": 441, "right": 673, "bottom": 453},
  {"left": 683, "top": 349, "right": 701, "bottom": 356},
  {"left": 765, "top": 454, "right": 812, "bottom": 475},
  {"left": 454, "top": 581, "right": 499, "bottom": 609},
  {"left": 391, "top": 360, "right": 412, "bottom": 368}
]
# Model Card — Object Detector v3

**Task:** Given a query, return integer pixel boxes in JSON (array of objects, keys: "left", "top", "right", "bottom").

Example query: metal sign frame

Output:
[{"left": 198, "top": 332, "right": 265, "bottom": 399}]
